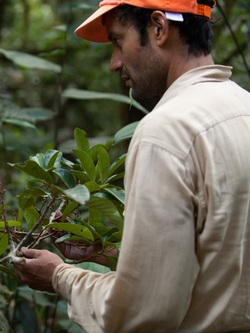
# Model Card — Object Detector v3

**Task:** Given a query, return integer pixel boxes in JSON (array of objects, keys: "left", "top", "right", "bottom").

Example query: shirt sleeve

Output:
[{"left": 52, "top": 138, "right": 200, "bottom": 333}]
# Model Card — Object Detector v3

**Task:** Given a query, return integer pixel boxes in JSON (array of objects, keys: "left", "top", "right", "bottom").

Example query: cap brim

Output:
[{"left": 75, "top": 5, "right": 116, "bottom": 43}]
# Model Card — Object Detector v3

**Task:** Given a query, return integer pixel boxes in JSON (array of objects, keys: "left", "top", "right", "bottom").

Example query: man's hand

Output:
[{"left": 14, "top": 247, "right": 64, "bottom": 293}]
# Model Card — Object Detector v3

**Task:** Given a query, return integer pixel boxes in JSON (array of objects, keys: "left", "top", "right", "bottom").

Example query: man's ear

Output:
[{"left": 150, "top": 11, "right": 169, "bottom": 46}]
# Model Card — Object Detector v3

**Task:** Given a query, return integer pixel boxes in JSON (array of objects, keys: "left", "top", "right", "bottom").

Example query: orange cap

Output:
[{"left": 75, "top": 0, "right": 214, "bottom": 42}]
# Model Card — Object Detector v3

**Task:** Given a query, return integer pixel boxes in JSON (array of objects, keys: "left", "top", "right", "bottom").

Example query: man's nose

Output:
[{"left": 109, "top": 49, "right": 123, "bottom": 72}]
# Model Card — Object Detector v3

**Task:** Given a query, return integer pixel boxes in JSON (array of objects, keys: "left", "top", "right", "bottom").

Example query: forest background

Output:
[{"left": 0, "top": 0, "right": 249, "bottom": 332}]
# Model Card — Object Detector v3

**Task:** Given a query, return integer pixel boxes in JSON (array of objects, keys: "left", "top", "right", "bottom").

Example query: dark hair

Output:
[{"left": 112, "top": 0, "right": 215, "bottom": 56}]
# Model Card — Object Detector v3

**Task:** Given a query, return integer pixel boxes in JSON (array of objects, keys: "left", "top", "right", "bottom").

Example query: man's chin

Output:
[
  {"left": 130, "top": 89, "right": 145, "bottom": 103},
  {"left": 131, "top": 90, "right": 160, "bottom": 105}
]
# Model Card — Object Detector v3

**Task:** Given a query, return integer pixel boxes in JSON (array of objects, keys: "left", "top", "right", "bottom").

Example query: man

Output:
[{"left": 15, "top": 1, "right": 250, "bottom": 332}]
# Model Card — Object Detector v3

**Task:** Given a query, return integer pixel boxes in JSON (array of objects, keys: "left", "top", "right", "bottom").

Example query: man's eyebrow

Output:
[{"left": 108, "top": 32, "right": 120, "bottom": 42}]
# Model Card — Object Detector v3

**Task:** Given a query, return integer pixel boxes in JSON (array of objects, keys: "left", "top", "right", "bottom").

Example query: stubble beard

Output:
[{"left": 131, "top": 60, "right": 167, "bottom": 103}]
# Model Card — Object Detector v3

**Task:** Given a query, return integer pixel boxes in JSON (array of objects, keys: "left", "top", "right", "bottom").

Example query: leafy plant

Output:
[{"left": 0, "top": 127, "right": 127, "bottom": 273}]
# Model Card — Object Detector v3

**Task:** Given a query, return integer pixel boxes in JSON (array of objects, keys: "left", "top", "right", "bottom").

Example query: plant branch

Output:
[
  {"left": 27, "top": 199, "right": 66, "bottom": 249},
  {"left": 15, "top": 196, "right": 57, "bottom": 253},
  {"left": 0, "top": 184, "right": 15, "bottom": 251},
  {"left": 0, "top": 195, "right": 58, "bottom": 264},
  {"left": 217, "top": 1, "right": 250, "bottom": 80}
]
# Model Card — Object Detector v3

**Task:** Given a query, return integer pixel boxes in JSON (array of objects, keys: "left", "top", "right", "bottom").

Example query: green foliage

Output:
[
  {"left": 0, "top": 48, "right": 62, "bottom": 73},
  {"left": 1, "top": 128, "right": 126, "bottom": 269},
  {"left": 212, "top": 0, "right": 250, "bottom": 90},
  {"left": 63, "top": 88, "right": 149, "bottom": 115},
  {"left": 0, "top": 281, "right": 89, "bottom": 333},
  {"left": 0, "top": 127, "right": 129, "bottom": 332},
  {"left": 114, "top": 121, "right": 140, "bottom": 144}
]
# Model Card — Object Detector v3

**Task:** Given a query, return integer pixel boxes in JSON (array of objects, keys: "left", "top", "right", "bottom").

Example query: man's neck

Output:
[{"left": 166, "top": 54, "right": 214, "bottom": 89}]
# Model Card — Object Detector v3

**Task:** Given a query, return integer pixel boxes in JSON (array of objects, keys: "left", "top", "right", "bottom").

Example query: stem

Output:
[
  {"left": 0, "top": 230, "right": 40, "bottom": 237},
  {"left": 27, "top": 229, "right": 54, "bottom": 249},
  {"left": 0, "top": 184, "right": 15, "bottom": 250},
  {"left": 15, "top": 196, "right": 57, "bottom": 253},
  {"left": 28, "top": 199, "right": 66, "bottom": 249},
  {"left": 217, "top": 1, "right": 250, "bottom": 80}
]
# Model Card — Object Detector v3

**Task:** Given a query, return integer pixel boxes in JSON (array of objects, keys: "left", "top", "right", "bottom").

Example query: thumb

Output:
[{"left": 21, "top": 247, "right": 42, "bottom": 259}]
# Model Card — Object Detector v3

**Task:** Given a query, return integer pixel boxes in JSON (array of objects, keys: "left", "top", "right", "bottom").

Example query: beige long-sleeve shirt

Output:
[{"left": 53, "top": 65, "right": 250, "bottom": 333}]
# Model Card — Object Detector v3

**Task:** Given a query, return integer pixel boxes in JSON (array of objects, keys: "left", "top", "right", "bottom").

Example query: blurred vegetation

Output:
[{"left": 0, "top": 0, "right": 249, "bottom": 332}]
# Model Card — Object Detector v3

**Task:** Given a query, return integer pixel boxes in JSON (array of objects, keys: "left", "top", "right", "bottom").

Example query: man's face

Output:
[{"left": 104, "top": 12, "right": 167, "bottom": 102}]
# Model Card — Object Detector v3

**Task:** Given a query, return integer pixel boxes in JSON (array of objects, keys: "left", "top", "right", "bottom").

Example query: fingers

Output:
[
  {"left": 13, "top": 249, "right": 63, "bottom": 293},
  {"left": 12, "top": 247, "right": 42, "bottom": 269},
  {"left": 20, "top": 247, "right": 43, "bottom": 259}
]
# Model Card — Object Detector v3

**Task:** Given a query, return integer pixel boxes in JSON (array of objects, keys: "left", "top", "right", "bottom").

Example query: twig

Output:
[
  {"left": 27, "top": 228, "right": 56, "bottom": 249},
  {"left": 0, "top": 184, "right": 15, "bottom": 251},
  {"left": 0, "top": 195, "right": 62, "bottom": 265},
  {"left": 28, "top": 199, "right": 66, "bottom": 249},
  {"left": 15, "top": 196, "right": 57, "bottom": 253},
  {"left": 217, "top": 1, "right": 250, "bottom": 80},
  {"left": 0, "top": 230, "right": 39, "bottom": 238}
]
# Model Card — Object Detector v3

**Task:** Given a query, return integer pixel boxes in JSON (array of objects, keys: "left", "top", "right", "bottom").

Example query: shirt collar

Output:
[{"left": 155, "top": 65, "right": 232, "bottom": 110}]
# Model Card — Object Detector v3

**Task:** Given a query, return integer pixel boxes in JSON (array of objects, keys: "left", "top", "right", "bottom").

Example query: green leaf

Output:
[
  {"left": 62, "top": 201, "right": 79, "bottom": 220},
  {"left": 0, "top": 265, "right": 18, "bottom": 279},
  {"left": 47, "top": 222, "right": 94, "bottom": 241},
  {"left": 0, "top": 48, "right": 61, "bottom": 73},
  {"left": 17, "top": 285, "right": 55, "bottom": 306},
  {"left": 108, "top": 153, "right": 126, "bottom": 176},
  {"left": 23, "top": 206, "right": 39, "bottom": 229},
  {"left": 54, "top": 233, "right": 72, "bottom": 243},
  {"left": 62, "top": 88, "right": 148, "bottom": 114},
  {"left": 114, "top": 121, "right": 139, "bottom": 144},
  {"left": 50, "top": 185, "right": 65, "bottom": 196},
  {"left": 71, "top": 3, "right": 95, "bottom": 10},
  {"left": 0, "top": 309, "right": 11, "bottom": 333},
  {"left": 61, "top": 185, "right": 90, "bottom": 206},
  {"left": 91, "top": 222, "right": 113, "bottom": 236},
  {"left": 21, "top": 107, "right": 54, "bottom": 121},
  {"left": 107, "top": 171, "right": 125, "bottom": 183},
  {"left": 71, "top": 218, "right": 100, "bottom": 240},
  {"left": 104, "top": 187, "right": 125, "bottom": 205},
  {"left": 61, "top": 157, "right": 75, "bottom": 168},
  {"left": 2, "top": 118, "right": 36, "bottom": 129},
  {"left": 45, "top": 150, "right": 62, "bottom": 170},
  {"left": 30, "top": 153, "right": 46, "bottom": 168},
  {"left": 73, "top": 149, "right": 95, "bottom": 180},
  {"left": 18, "top": 190, "right": 34, "bottom": 209},
  {"left": 84, "top": 181, "right": 102, "bottom": 193},
  {"left": 0, "top": 234, "right": 8, "bottom": 255},
  {"left": 88, "top": 208, "right": 103, "bottom": 228},
  {"left": 105, "top": 256, "right": 118, "bottom": 271},
  {"left": 0, "top": 220, "right": 22, "bottom": 229},
  {"left": 86, "top": 195, "right": 123, "bottom": 228},
  {"left": 18, "top": 187, "right": 48, "bottom": 209},
  {"left": 18, "top": 207, "right": 24, "bottom": 227},
  {"left": 104, "top": 138, "right": 114, "bottom": 150},
  {"left": 18, "top": 188, "right": 47, "bottom": 209},
  {"left": 89, "top": 144, "right": 107, "bottom": 161},
  {"left": 72, "top": 170, "right": 91, "bottom": 183},
  {"left": 74, "top": 128, "right": 89, "bottom": 151},
  {"left": 26, "top": 179, "right": 46, "bottom": 187},
  {"left": 92, "top": 146, "right": 110, "bottom": 183},
  {"left": 53, "top": 168, "right": 76, "bottom": 188},
  {"left": 107, "top": 231, "right": 122, "bottom": 243},
  {"left": 77, "top": 261, "right": 111, "bottom": 274},
  {"left": 14, "top": 160, "right": 53, "bottom": 184},
  {"left": 57, "top": 234, "right": 94, "bottom": 245}
]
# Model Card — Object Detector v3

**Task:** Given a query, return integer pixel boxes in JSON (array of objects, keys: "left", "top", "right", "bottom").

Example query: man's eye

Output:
[{"left": 112, "top": 37, "right": 121, "bottom": 47}]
